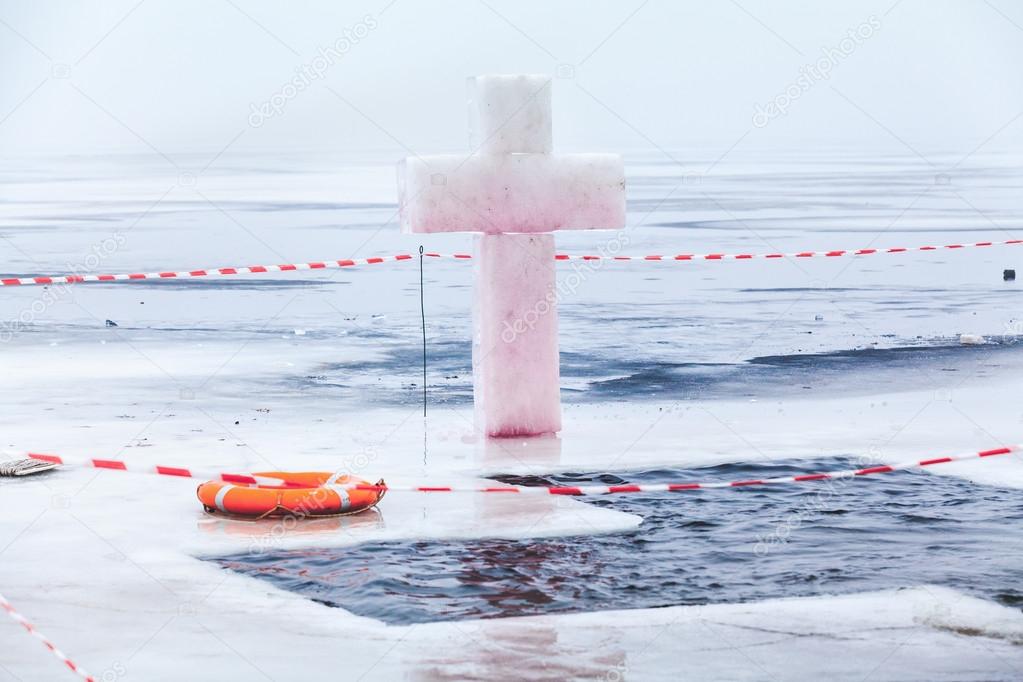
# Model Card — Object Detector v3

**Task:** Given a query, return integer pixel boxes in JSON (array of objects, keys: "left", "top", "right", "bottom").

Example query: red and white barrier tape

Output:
[
  {"left": 13, "top": 445, "right": 1020, "bottom": 495},
  {"left": 354, "top": 444, "right": 1019, "bottom": 494},
  {"left": 0, "top": 254, "right": 415, "bottom": 287},
  {"left": 18, "top": 452, "right": 305, "bottom": 488},
  {"left": 2, "top": 239, "right": 1018, "bottom": 287},
  {"left": 547, "top": 238, "right": 1023, "bottom": 262},
  {"left": 0, "top": 591, "right": 94, "bottom": 681}
]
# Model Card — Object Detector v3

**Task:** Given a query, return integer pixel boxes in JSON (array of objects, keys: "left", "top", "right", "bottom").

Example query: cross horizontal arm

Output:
[{"left": 398, "top": 154, "right": 625, "bottom": 234}]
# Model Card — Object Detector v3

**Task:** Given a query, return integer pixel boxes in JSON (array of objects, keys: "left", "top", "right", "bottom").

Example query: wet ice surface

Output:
[
  {"left": 216, "top": 456, "right": 1023, "bottom": 625},
  {"left": 299, "top": 338, "right": 1023, "bottom": 406},
  {"left": 3, "top": 150, "right": 1023, "bottom": 680}
]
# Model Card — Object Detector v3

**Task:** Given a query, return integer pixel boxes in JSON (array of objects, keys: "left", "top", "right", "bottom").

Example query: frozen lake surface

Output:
[{"left": 2, "top": 150, "right": 1022, "bottom": 680}]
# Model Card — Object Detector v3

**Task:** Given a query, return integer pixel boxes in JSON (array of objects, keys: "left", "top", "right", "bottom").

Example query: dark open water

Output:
[{"left": 215, "top": 456, "right": 1023, "bottom": 625}]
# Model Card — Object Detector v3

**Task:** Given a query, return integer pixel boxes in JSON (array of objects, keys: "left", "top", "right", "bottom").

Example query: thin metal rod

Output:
[{"left": 419, "top": 245, "right": 427, "bottom": 417}]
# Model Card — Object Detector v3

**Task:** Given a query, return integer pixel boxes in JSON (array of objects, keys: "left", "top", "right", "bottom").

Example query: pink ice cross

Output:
[{"left": 398, "top": 75, "right": 626, "bottom": 437}]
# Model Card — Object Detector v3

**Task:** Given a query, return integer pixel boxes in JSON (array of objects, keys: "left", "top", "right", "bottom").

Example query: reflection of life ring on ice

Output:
[
  {"left": 197, "top": 507, "right": 385, "bottom": 538},
  {"left": 196, "top": 472, "right": 385, "bottom": 519}
]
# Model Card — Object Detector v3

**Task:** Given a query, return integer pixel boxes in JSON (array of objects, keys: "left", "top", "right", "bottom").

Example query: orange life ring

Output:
[{"left": 196, "top": 472, "right": 385, "bottom": 519}]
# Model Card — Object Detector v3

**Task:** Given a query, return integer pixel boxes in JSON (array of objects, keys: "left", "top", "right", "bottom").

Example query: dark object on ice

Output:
[
  {"left": 0, "top": 458, "right": 58, "bottom": 477},
  {"left": 105, "top": 319, "right": 118, "bottom": 327},
  {"left": 1005, "top": 269, "right": 1016, "bottom": 281}
]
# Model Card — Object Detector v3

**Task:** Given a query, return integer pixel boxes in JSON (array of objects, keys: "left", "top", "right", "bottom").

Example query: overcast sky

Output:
[{"left": 2, "top": 0, "right": 1022, "bottom": 159}]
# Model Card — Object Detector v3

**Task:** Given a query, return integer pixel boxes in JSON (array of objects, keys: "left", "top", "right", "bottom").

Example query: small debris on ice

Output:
[
  {"left": 105, "top": 319, "right": 118, "bottom": 327},
  {"left": 1005, "top": 269, "right": 1016, "bottom": 281},
  {"left": 0, "top": 458, "right": 57, "bottom": 477}
]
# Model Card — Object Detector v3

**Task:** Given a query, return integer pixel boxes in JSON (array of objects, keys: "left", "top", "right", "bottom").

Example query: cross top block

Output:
[
  {"left": 398, "top": 74, "right": 626, "bottom": 235},
  {"left": 468, "top": 74, "right": 552, "bottom": 153}
]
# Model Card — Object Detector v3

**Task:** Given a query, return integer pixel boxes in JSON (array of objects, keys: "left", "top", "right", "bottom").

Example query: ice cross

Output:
[{"left": 398, "top": 74, "right": 625, "bottom": 437}]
